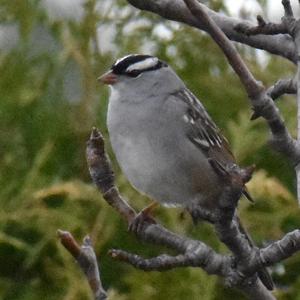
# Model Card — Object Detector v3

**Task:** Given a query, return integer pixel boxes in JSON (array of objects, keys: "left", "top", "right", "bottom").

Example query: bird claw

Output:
[
  {"left": 187, "top": 205, "right": 216, "bottom": 224},
  {"left": 128, "top": 211, "right": 157, "bottom": 234}
]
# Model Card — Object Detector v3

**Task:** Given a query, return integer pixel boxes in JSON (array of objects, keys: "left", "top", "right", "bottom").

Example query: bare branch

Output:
[
  {"left": 83, "top": 1, "right": 300, "bottom": 298},
  {"left": 86, "top": 128, "right": 136, "bottom": 224},
  {"left": 126, "top": 0, "right": 297, "bottom": 63},
  {"left": 223, "top": 229, "right": 300, "bottom": 286},
  {"left": 109, "top": 249, "right": 228, "bottom": 273},
  {"left": 235, "top": 1, "right": 298, "bottom": 38},
  {"left": 85, "top": 128, "right": 300, "bottom": 297},
  {"left": 257, "top": 1, "right": 300, "bottom": 203},
  {"left": 267, "top": 78, "right": 297, "bottom": 100},
  {"left": 182, "top": 0, "right": 300, "bottom": 170},
  {"left": 183, "top": 0, "right": 263, "bottom": 97},
  {"left": 235, "top": 15, "right": 288, "bottom": 36},
  {"left": 86, "top": 129, "right": 282, "bottom": 299},
  {"left": 108, "top": 248, "right": 276, "bottom": 300},
  {"left": 282, "top": 0, "right": 294, "bottom": 18},
  {"left": 58, "top": 230, "right": 82, "bottom": 258},
  {"left": 204, "top": 161, "right": 274, "bottom": 291},
  {"left": 234, "top": 4, "right": 300, "bottom": 205},
  {"left": 241, "top": 281, "right": 276, "bottom": 300},
  {"left": 58, "top": 230, "right": 107, "bottom": 300},
  {"left": 260, "top": 229, "right": 300, "bottom": 265}
]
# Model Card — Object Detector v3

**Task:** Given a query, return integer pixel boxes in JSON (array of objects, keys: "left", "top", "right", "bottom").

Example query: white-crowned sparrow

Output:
[{"left": 99, "top": 54, "right": 273, "bottom": 290}]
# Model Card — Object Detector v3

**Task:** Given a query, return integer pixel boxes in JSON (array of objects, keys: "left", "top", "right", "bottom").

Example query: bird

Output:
[{"left": 98, "top": 54, "right": 274, "bottom": 290}]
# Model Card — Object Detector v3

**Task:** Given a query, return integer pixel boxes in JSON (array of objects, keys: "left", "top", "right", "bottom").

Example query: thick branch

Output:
[
  {"left": 86, "top": 2, "right": 300, "bottom": 299},
  {"left": 221, "top": 229, "right": 300, "bottom": 285},
  {"left": 241, "top": 281, "right": 276, "bottom": 300},
  {"left": 180, "top": 0, "right": 261, "bottom": 96},
  {"left": 125, "top": 0, "right": 300, "bottom": 169},
  {"left": 86, "top": 129, "right": 281, "bottom": 299},
  {"left": 58, "top": 230, "right": 107, "bottom": 300},
  {"left": 86, "top": 129, "right": 230, "bottom": 276},
  {"left": 205, "top": 161, "right": 275, "bottom": 291},
  {"left": 278, "top": 0, "right": 300, "bottom": 204},
  {"left": 282, "top": 0, "right": 294, "bottom": 18},
  {"left": 126, "top": 0, "right": 297, "bottom": 63},
  {"left": 182, "top": 0, "right": 266, "bottom": 122},
  {"left": 109, "top": 247, "right": 274, "bottom": 300},
  {"left": 183, "top": 0, "right": 300, "bottom": 168}
]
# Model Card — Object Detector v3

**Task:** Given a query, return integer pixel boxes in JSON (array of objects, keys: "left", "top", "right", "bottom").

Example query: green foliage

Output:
[{"left": 0, "top": 0, "right": 299, "bottom": 299}]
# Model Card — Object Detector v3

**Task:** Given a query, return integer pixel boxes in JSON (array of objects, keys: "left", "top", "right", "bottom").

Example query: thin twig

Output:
[
  {"left": 109, "top": 249, "right": 227, "bottom": 272},
  {"left": 86, "top": 128, "right": 136, "bottom": 223},
  {"left": 235, "top": 15, "right": 288, "bottom": 36},
  {"left": 267, "top": 78, "right": 297, "bottom": 100},
  {"left": 58, "top": 230, "right": 107, "bottom": 300}
]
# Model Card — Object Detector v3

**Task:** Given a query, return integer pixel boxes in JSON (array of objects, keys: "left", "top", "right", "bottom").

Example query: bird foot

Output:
[
  {"left": 128, "top": 210, "right": 157, "bottom": 234},
  {"left": 187, "top": 205, "right": 216, "bottom": 224}
]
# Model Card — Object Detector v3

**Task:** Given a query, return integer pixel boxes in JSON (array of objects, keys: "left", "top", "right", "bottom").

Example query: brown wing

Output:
[
  {"left": 175, "top": 89, "right": 235, "bottom": 164},
  {"left": 174, "top": 88, "right": 252, "bottom": 202}
]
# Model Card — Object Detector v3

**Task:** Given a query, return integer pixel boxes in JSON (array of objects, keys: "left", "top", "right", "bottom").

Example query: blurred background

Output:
[{"left": 0, "top": 0, "right": 300, "bottom": 299}]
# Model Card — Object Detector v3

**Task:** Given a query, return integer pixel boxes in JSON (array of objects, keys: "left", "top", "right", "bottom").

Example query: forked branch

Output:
[
  {"left": 58, "top": 230, "right": 107, "bottom": 300},
  {"left": 127, "top": 0, "right": 297, "bottom": 63},
  {"left": 85, "top": 128, "right": 300, "bottom": 299},
  {"left": 183, "top": 0, "right": 300, "bottom": 203}
]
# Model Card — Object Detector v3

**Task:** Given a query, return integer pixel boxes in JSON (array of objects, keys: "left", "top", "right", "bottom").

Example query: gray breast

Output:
[{"left": 107, "top": 91, "right": 223, "bottom": 208}]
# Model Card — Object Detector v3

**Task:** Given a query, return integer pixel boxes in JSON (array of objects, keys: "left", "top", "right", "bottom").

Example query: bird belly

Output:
[{"left": 107, "top": 108, "right": 222, "bottom": 209}]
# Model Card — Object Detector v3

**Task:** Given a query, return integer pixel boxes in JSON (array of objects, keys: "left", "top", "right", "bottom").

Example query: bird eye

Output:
[{"left": 126, "top": 70, "right": 141, "bottom": 78}]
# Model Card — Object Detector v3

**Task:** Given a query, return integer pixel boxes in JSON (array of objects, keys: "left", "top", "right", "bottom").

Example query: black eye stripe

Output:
[
  {"left": 126, "top": 61, "right": 167, "bottom": 76},
  {"left": 126, "top": 70, "right": 141, "bottom": 77}
]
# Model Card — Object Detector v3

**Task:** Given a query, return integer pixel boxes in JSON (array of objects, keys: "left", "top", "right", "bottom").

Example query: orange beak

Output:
[{"left": 97, "top": 70, "right": 118, "bottom": 85}]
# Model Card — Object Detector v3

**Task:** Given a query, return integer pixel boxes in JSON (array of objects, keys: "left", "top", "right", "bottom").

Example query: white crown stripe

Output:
[
  {"left": 126, "top": 57, "right": 159, "bottom": 72},
  {"left": 114, "top": 54, "right": 134, "bottom": 66}
]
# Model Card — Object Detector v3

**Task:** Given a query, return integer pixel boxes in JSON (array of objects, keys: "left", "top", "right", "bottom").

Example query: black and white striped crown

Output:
[{"left": 111, "top": 54, "right": 167, "bottom": 77}]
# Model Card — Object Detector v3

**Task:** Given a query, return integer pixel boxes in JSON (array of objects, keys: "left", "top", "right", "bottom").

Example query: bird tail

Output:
[{"left": 236, "top": 215, "right": 274, "bottom": 291}]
